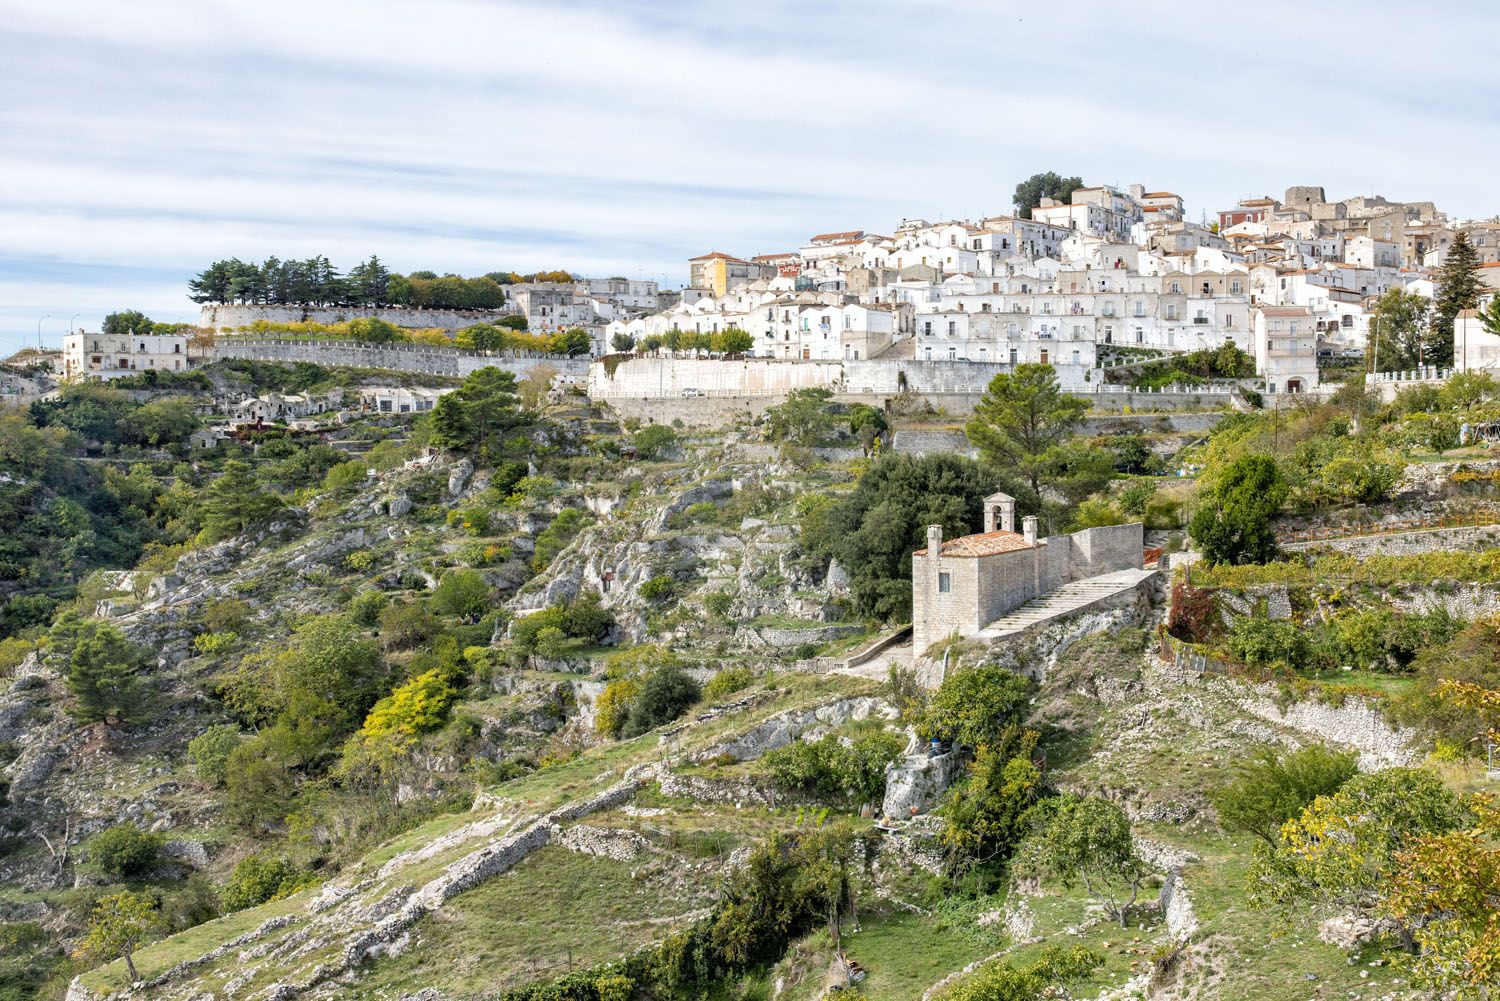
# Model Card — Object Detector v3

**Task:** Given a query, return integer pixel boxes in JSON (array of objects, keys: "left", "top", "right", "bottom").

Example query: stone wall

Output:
[
  {"left": 212, "top": 339, "right": 589, "bottom": 382},
  {"left": 1282, "top": 524, "right": 1500, "bottom": 556},
  {"left": 1067, "top": 523, "right": 1145, "bottom": 579},
  {"left": 1227, "top": 683, "right": 1418, "bottom": 768},
  {"left": 200, "top": 304, "right": 512, "bottom": 333}
]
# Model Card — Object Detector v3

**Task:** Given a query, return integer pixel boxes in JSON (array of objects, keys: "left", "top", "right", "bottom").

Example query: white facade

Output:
[
  {"left": 62, "top": 331, "right": 190, "bottom": 380},
  {"left": 1255, "top": 306, "right": 1320, "bottom": 394}
]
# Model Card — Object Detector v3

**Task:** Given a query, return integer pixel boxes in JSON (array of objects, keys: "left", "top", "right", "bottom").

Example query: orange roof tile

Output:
[
  {"left": 914, "top": 530, "right": 1037, "bottom": 558},
  {"left": 810, "top": 230, "right": 864, "bottom": 243}
]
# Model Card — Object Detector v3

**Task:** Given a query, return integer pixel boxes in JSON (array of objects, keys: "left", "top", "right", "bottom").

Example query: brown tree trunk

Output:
[{"left": 125, "top": 951, "right": 140, "bottom": 984}]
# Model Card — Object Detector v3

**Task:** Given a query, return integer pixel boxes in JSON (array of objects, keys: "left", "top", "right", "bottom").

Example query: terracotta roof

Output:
[
  {"left": 914, "top": 530, "right": 1037, "bottom": 558},
  {"left": 751, "top": 252, "right": 796, "bottom": 262},
  {"left": 1143, "top": 192, "right": 1179, "bottom": 199},
  {"left": 689, "top": 251, "right": 747, "bottom": 262},
  {"left": 810, "top": 230, "right": 864, "bottom": 243}
]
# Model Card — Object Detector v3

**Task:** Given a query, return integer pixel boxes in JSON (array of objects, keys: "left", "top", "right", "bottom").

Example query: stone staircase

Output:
[{"left": 975, "top": 568, "right": 1158, "bottom": 640}]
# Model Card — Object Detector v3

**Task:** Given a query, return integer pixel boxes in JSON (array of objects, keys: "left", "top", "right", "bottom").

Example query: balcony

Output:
[{"left": 1192, "top": 317, "right": 1209, "bottom": 325}]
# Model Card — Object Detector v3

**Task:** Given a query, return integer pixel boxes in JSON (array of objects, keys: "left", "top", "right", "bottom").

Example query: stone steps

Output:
[{"left": 976, "top": 569, "right": 1157, "bottom": 639}]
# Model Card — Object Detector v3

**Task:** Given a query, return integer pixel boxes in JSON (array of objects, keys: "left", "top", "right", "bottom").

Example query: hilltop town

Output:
[{"left": 1, "top": 172, "right": 1499, "bottom": 1001}]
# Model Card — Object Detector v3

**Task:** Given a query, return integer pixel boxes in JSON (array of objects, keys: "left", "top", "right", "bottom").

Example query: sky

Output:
[{"left": 2, "top": 0, "right": 1499, "bottom": 354}]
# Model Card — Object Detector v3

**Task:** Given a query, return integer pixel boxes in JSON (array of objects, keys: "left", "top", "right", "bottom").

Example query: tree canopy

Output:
[
  {"left": 427, "top": 367, "right": 534, "bottom": 462},
  {"left": 1012, "top": 172, "right": 1084, "bottom": 219},
  {"left": 801, "top": 452, "right": 1008, "bottom": 621},
  {"left": 1188, "top": 453, "right": 1286, "bottom": 565},
  {"left": 188, "top": 256, "right": 506, "bottom": 310},
  {"left": 1433, "top": 232, "right": 1484, "bottom": 361},
  {"left": 965, "top": 363, "right": 1089, "bottom": 505}
]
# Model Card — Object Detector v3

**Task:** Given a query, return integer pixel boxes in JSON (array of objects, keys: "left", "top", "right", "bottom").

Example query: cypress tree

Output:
[{"left": 1432, "top": 232, "right": 1484, "bottom": 365}]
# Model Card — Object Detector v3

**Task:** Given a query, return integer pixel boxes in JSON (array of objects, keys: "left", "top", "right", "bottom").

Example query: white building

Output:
[
  {"left": 1254, "top": 306, "right": 1320, "bottom": 394},
  {"left": 62, "top": 330, "right": 191, "bottom": 381}
]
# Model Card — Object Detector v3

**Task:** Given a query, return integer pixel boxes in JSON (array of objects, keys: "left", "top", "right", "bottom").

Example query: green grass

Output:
[
  {"left": 1300, "top": 668, "right": 1417, "bottom": 698},
  {"left": 841, "top": 908, "right": 1004, "bottom": 1000},
  {"left": 355, "top": 846, "right": 714, "bottom": 998}
]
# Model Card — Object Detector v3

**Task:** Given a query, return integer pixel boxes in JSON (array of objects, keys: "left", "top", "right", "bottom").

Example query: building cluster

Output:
[{"left": 610, "top": 183, "right": 1500, "bottom": 395}]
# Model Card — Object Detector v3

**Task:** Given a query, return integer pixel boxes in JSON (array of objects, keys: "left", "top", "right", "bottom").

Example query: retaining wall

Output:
[
  {"left": 200, "top": 304, "right": 512, "bottom": 333},
  {"left": 212, "top": 339, "right": 589, "bottom": 381}
]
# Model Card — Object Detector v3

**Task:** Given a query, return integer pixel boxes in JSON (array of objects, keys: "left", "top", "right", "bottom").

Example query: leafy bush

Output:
[
  {"left": 348, "top": 590, "right": 388, "bottom": 627},
  {"left": 532, "top": 508, "right": 588, "bottom": 572},
  {"left": 1117, "top": 479, "right": 1157, "bottom": 516},
  {"left": 378, "top": 601, "right": 441, "bottom": 651},
  {"left": 703, "top": 666, "right": 755, "bottom": 703},
  {"left": 638, "top": 575, "right": 675, "bottom": 602},
  {"left": 1226, "top": 617, "right": 1307, "bottom": 670},
  {"left": 511, "top": 591, "right": 614, "bottom": 653},
  {"left": 763, "top": 729, "right": 904, "bottom": 803},
  {"left": 1189, "top": 454, "right": 1285, "bottom": 565},
  {"left": 192, "top": 631, "right": 238, "bottom": 656},
  {"left": 358, "top": 669, "right": 455, "bottom": 743},
  {"left": 940, "top": 737, "right": 1044, "bottom": 865},
  {"left": 621, "top": 665, "right": 701, "bottom": 737},
  {"left": 594, "top": 677, "right": 643, "bottom": 738},
  {"left": 430, "top": 569, "right": 491, "bottom": 619},
  {"left": 918, "top": 665, "right": 1033, "bottom": 754},
  {"left": 703, "top": 591, "right": 734, "bottom": 618},
  {"left": 222, "top": 854, "right": 317, "bottom": 912},
  {"left": 86, "top": 824, "right": 165, "bottom": 880},
  {"left": 187, "top": 724, "right": 243, "bottom": 786},
  {"left": 1209, "top": 744, "right": 1358, "bottom": 845},
  {"left": 632, "top": 425, "right": 677, "bottom": 460}
]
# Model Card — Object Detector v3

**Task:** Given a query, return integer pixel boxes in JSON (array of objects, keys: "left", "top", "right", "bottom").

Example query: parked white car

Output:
[{"left": 681, "top": 387, "right": 703, "bottom": 398}]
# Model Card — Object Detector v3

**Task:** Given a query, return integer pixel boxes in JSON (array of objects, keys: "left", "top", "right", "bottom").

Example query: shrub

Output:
[
  {"left": 200, "top": 598, "right": 251, "bottom": 634},
  {"left": 344, "top": 549, "right": 377, "bottom": 573},
  {"left": 533, "top": 626, "right": 569, "bottom": 659},
  {"left": 349, "top": 590, "right": 388, "bottom": 627},
  {"left": 358, "top": 669, "right": 455, "bottom": 743},
  {"left": 512, "top": 591, "right": 614, "bottom": 653},
  {"left": 532, "top": 508, "right": 588, "bottom": 572},
  {"left": 621, "top": 665, "right": 701, "bottom": 737},
  {"left": 1226, "top": 617, "right": 1306, "bottom": 670},
  {"left": 1209, "top": 744, "right": 1358, "bottom": 845},
  {"left": 187, "top": 724, "right": 243, "bottom": 786},
  {"left": 1117, "top": 479, "right": 1156, "bottom": 516},
  {"left": 703, "top": 666, "right": 755, "bottom": 703},
  {"left": 639, "top": 575, "right": 676, "bottom": 602},
  {"left": 632, "top": 425, "right": 678, "bottom": 460},
  {"left": 379, "top": 601, "right": 441, "bottom": 651},
  {"left": 918, "top": 666, "right": 1033, "bottom": 753},
  {"left": 192, "top": 631, "right": 238, "bottom": 656},
  {"left": 763, "top": 729, "right": 904, "bottom": 803},
  {"left": 594, "top": 677, "right": 642, "bottom": 738},
  {"left": 431, "top": 569, "right": 492, "bottom": 619},
  {"left": 703, "top": 591, "right": 734, "bottom": 618},
  {"left": 223, "top": 854, "right": 317, "bottom": 912},
  {"left": 86, "top": 824, "right": 166, "bottom": 881}
]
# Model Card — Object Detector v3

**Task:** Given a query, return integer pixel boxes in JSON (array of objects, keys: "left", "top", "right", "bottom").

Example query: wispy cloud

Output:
[{"left": 2, "top": 0, "right": 1498, "bottom": 350}]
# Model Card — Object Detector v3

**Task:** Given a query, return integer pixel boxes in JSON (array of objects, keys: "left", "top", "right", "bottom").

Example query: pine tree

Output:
[
  {"left": 199, "top": 460, "right": 285, "bottom": 543},
  {"left": 66, "top": 622, "right": 148, "bottom": 724},
  {"left": 1432, "top": 232, "right": 1484, "bottom": 365}
]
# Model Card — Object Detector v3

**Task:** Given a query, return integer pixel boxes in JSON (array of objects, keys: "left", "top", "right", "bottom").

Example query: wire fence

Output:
[{"left": 1157, "top": 631, "right": 1236, "bottom": 679}]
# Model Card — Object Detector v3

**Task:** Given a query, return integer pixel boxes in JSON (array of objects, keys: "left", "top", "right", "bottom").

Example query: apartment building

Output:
[{"left": 62, "top": 330, "right": 190, "bottom": 381}]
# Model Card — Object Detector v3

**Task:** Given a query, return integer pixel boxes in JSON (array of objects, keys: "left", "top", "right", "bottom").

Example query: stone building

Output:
[
  {"left": 61, "top": 330, "right": 190, "bottom": 381},
  {"left": 910, "top": 492, "right": 1144, "bottom": 655}
]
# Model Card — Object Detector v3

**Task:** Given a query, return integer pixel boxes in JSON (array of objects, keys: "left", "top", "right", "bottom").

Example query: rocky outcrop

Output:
[
  {"left": 689, "top": 696, "right": 895, "bottom": 764},
  {"left": 881, "top": 743, "right": 965, "bottom": 821}
]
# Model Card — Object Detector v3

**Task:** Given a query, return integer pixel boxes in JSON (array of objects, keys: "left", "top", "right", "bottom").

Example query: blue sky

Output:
[{"left": 3, "top": 0, "right": 1498, "bottom": 353}]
